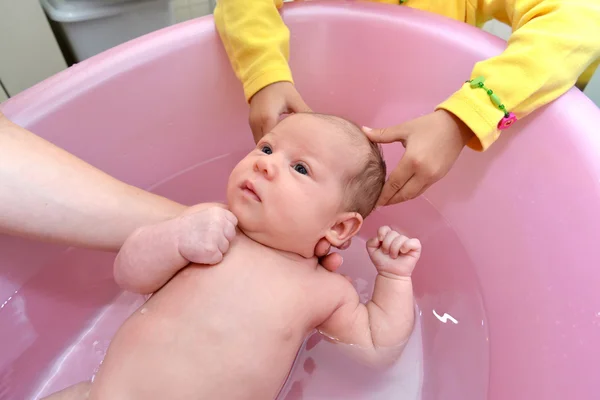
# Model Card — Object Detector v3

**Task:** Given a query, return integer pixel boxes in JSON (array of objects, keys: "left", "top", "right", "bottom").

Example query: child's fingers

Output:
[
  {"left": 249, "top": 109, "right": 278, "bottom": 142},
  {"left": 400, "top": 238, "right": 421, "bottom": 254},
  {"left": 288, "top": 92, "right": 312, "bottom": 113},
  {"left": 381, "top": 230, "right": 400, "bottom": 255}
]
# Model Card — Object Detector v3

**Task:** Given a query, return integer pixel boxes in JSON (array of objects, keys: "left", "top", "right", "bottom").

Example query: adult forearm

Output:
[{"left": 0, "top": 113, "right": 186, "bottom": 251}]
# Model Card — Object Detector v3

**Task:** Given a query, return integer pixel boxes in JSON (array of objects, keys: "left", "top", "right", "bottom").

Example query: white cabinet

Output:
[{"left": 0, "top": 0, "right": 67, "bottom": 97}]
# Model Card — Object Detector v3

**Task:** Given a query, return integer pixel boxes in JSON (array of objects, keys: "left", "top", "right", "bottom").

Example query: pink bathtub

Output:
[{"left": 1, "top": 2, "right": 600, "bottom": 399}]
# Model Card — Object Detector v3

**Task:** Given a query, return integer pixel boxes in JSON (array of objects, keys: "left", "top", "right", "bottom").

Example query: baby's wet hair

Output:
[{"left": 305, "top": 113, "right": 386, "bottom": 219}]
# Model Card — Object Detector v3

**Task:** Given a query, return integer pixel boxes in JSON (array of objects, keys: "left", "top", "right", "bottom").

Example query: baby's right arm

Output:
[{"left": 113, "top": 203, "right": 237, "bottom": 294}]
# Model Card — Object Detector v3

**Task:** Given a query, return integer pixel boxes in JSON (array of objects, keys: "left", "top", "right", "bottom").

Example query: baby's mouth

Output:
[{"left": 241, "top": 180, "right": 261, "bottom": 202}]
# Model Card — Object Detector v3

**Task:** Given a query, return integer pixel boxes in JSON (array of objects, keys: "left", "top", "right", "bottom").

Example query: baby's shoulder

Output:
[{"left": 314, "top": 265, "right": 356, "bottom": 297}]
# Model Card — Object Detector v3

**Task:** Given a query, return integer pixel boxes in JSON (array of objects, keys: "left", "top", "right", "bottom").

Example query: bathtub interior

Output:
[{"left": 1, "top": 2, "right": 600, "bottom": 400}]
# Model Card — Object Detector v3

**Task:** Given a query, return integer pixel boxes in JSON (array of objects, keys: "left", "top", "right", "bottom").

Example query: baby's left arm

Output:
[{"left": 317, "top": 227, "right": 421, "bottom": 367}]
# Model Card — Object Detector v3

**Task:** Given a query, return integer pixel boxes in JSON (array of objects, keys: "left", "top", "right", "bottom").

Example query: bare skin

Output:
[
  {"left": 0, "top": 112, "right": 185, "bottom": 251},
  {"left": 249, "top": 82, "right": 474, "bottom": 206},
  {"left": 89, "top": 224, "right": 419, "bottom": 400},
  {"left": 0, "top": 111, "right": 344, "bottom": 269},
  {"left": 81, "top": 114, "right": 421, "bottom": 399}
]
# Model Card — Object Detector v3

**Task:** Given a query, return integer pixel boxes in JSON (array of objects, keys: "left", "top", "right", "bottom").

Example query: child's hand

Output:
[
  {"left": 364, "top": 110, "right": 474, "bottom": 206},
  {"left": 249, "top": 82, "right": 311, "bottom": 143},
  {"left": 366, "top": 226, "right": 421, "bottom": 279},
  {"left": 176, "top": 206, "right": 238, "bottom": 265}
]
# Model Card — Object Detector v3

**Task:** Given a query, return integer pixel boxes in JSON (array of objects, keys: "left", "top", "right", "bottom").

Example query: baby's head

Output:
[{"left": 227, "top": 112, "right": 386, "bottom": 257}]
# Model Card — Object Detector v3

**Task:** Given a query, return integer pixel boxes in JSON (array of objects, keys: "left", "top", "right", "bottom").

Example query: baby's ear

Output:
[{"left": 324, "top": 212, "right": 363, "bottom": 247}]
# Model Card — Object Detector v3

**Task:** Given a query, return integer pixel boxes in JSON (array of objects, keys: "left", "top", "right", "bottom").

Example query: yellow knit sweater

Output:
[{"left": 214, "top": 0, "right": 600, "bottom": 150}]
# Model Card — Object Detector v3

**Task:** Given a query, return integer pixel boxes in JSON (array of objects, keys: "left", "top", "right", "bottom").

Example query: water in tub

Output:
[
  {"left": 32, "top": 253, "right": 424, "bottom": 400},
  {"left": 8, "top": 150, "right": 485, "bottom": 399}
]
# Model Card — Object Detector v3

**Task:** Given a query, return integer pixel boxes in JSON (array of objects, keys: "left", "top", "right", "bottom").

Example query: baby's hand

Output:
[
  {"left": 366, "top": 226, "right": 421, "bottom": 279},
  {"left": 177, "top": 206, "right": 238, "bottom": 265}
]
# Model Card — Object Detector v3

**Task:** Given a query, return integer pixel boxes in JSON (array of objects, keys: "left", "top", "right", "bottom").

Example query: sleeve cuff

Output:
[
  {"left": 435, "top": 82, "right": 506, "bottom": 152},
  {"left": 244, "top": 68, "right": 294, "bottom": 103}
]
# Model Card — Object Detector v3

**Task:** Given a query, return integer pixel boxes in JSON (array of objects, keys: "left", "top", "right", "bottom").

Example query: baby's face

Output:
[{"left": 227, "top": 114, "right": 364, "bottom": 257}]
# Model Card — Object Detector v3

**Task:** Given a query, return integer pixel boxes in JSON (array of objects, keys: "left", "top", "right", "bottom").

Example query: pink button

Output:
[{"left": 498, "top": 112, "right": 517, "bottom": 130}]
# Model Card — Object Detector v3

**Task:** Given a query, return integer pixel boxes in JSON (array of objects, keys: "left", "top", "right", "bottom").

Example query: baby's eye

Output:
[
  {"left": 294, "top": 164, "right": 308, "bottom": 175},
  {"left": 261, "top": 145, "right": 272, "bottom": 155}
]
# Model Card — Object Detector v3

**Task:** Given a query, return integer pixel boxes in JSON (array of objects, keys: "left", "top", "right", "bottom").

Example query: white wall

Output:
[
  {"left": 584, "top": 66, "right": 600, "bottom": 106},
  {"left": 0, "top": 0, "right": 67, "bottom": 97},
  {"left": 0, "top": 0, "right": 211, "bottom": 99},
  {"left": 0, "top": 83, "right": 8, "bottom": 103},
  {"left": 170, "top": 0, "right": 212, "bottom": 22}
]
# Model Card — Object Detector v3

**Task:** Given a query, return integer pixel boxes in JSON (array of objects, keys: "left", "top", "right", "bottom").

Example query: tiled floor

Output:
[{"left": 171, "top": 0, "right": 213, "bottom": 23}]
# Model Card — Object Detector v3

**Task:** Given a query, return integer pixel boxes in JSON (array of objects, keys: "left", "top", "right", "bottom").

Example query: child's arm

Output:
[
  {"left": 437, "top": 0, "right": 600, "bottom": 151},
  {"left": 317, "top": 226, "right": 421, "bottom": 368},
  {"left": 113, "top": 204, "right": 237, "bottom": 294},
  {"left": 214, "top": 0, "right": 292, "bottom": 103},
  {"left": 214, "top": 0, "right": 312, "bottom": 141}
]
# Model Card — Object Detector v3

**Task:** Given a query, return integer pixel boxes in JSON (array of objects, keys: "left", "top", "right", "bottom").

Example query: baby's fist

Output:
[
  {"left": 366, "top": 226, "right": 421, "bottom": 279},
  {"left": 177, "top": 206, "right": 237, "bottom": 265}
]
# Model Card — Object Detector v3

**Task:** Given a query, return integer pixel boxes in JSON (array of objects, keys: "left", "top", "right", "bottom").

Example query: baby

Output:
[{"left": 84, "top": 112, "right": 421, "bottom": 399}]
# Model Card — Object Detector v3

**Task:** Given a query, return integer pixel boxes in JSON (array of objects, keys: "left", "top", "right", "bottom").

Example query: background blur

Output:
[{"left": 0, "top": 0, "right": 598, "bottom": 107}]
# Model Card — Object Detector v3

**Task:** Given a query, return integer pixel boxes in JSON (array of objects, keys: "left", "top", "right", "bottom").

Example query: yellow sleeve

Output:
[
  {"left": 436, "top": 0, "right": 600, "bottom": 151},
  {"left": 214, "top": 0, "right": 293, "bottom": 102}
]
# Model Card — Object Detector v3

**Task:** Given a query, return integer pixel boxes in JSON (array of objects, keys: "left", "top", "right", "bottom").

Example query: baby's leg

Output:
[{"left": 40, "top": 382, "right": 91, "bottom": 400}]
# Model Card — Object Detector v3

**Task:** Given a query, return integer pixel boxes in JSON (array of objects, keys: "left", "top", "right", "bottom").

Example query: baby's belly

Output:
[{"left": 91, "top": 260, "right": 312, "bottom": 400}]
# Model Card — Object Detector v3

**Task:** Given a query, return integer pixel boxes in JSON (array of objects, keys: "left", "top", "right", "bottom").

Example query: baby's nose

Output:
[{"left": 255, "top": 157, "right": 277, "bottom": 179}]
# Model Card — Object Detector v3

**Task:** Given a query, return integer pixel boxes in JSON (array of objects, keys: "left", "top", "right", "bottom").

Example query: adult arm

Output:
[{"left": 0, "top": 112, "right": 186, "bottom": 251}]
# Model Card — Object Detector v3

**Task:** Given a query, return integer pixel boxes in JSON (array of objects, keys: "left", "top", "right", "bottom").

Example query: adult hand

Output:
[
  {"left": 314, "top": 237, "right": 351, "bottom": 272},
  {"left": 364, "top": 110, "right": 475, "bottom": 206},
  {"left": 249, "top": 81, "right": 311, "bottom": 143}
]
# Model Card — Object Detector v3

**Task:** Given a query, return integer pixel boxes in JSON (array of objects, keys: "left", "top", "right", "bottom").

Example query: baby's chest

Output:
[{"left": 217, "top": 257, "right": 332, "bottom": 317}]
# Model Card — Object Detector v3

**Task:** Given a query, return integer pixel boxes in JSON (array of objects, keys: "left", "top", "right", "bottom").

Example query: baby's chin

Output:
[
  {"left": 227, "top": 198, "right": 318, "bottom": 258},
  {"left": 230, "top": 205, "right": 264, "bottom": 238},
  {"left": 235, "top": 215, "right": 272, "bottom": 246}
]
